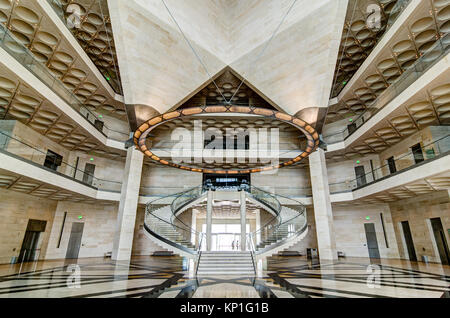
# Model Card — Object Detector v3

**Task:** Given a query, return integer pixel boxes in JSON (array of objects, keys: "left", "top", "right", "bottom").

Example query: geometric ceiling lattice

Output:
[
  {"left": 0, "top": 0, "right": 126, "bottom": 118},
  {"left": 331, "top": 0, "right": 404, "bottom": 98},
  {"left": 177, "top": 68, "right": 277, "bottom": 111},
  {"left": 0, "top": 70, "right": 125, "bottom": 160},
  {"left": 51, "top": 0, "right": 122, "bottom": 95},
  {"left": 0, "top": 170, "right": 116, "bottom": 205}
]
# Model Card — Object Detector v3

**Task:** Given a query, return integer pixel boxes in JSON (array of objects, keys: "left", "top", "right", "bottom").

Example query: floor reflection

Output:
[{"left": 0, "top": 256, "right": 448, "bottom": 298}]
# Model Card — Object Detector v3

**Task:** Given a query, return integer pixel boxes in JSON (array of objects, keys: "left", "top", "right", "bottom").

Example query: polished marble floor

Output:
[{"left": 0, "top": 256, "right": 448, "bottom": 298}]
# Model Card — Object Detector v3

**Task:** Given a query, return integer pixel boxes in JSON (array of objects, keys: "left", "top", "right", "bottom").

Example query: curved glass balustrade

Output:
[
  {"left": 144, "top": 183, "right": 308, "bottom": 260},
  {"left": 324, "top": 32, "right": 450, "bottom": 145},
  {"left": 246, "top": 185, "right": 282, "bottom": 215},
  {"left": 246, "top": 190, "right": 308, "bottom": 255},
  {"left": 0, "top": 23, "right": 129, "bottom": 142},
  {"left": 171, "top": 186, "right": 205, "bottom": 215}
]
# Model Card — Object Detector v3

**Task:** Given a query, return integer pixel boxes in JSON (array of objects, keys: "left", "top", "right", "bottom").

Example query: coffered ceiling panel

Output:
[
  {"left": 327, "top": 0, "right": 449, "bottom": 124},
  {"left": 0, "top": 0, "right": 126, "bottom": 119},
  {"left": 0, "top": 66, "right": 126, "bottom": 160}
]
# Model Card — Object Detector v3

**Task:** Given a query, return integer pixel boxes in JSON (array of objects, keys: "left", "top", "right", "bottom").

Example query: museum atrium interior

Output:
[{"left": 0, "top": 0, "right": 448, "bottom": 298}]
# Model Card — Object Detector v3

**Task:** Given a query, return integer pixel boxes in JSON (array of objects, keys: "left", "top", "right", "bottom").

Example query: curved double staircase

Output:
[{"left": 144, "top": 184, "right": 308, "bottom": 276}]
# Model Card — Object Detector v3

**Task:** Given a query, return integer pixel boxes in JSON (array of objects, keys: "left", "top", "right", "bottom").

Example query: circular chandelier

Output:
[{"left": 133, "top": 105, "right": 319, "bottom": 174}]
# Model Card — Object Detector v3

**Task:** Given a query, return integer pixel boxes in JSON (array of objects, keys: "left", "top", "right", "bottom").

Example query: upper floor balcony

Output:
[
  {"left": 0, "top": 120, "right": 448, "bottom": 208},
  {"left": 0, "top": 22, "right": 130, "bottom": 146},
  {"left": 323, "top": 32, "right": 450, "bottom": 151}
]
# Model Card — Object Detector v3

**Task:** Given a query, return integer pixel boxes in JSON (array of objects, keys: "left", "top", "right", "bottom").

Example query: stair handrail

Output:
[
  {"left": 246, "top": 234, "right": 257, "bottom": 275},
  {"left": 246, "top": 185, "right": 282, "bottom": 215},
  {"left": 245, "top": 185, "right": 284, "bottom": 238},
  {"left": 147, "top": 185, "right": 205, "bottom": 236},
  {"left": 145, "top": 186, "right": 206, "bottom": 255},
  {"left": 195, "top": 233, "right": 206, "bottom": 276},
  {"left": 247, "top": 191, "right": 308, "bottom": 255}
]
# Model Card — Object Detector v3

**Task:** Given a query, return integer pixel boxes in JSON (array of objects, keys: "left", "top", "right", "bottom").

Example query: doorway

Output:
[
  {"left": 202, "top": 223, "right": 250, "bottom": 251},
  {"left": 94, "top": 119, "right": 104, "bottom": 131},
  {"left": 387, "top": 156, "right": 396, "bottom": 174},
  {"left": 430, "top": 218, "right": 449, "bottom": 265},
  {"left": 82, "top": 163, "right": 96, "bottom": 185},
  {"left": 355, "top": 166, "right": 367, "bottom": 187},
  {"left": 65, "top": 223, "right": 84, "bottom": 259},
  {"left": 347, "top": 123, "right": 357, "bottom": 135},
  {"left": 212, "top": 233, "right": 241, "bottom": 251},
  {"left": 43, "top": 150, "right": 63, "bottom": 171},
  {"left": 401, "top": 221, "right": 417, "bottom": 261},
  {"left": 364, "top": 223, "right": 380, "bottom": 259},
  {"left": 18, "top": 220, "right": 47, "bottom": 262},
  {"left": 411, "top": 143, "right": 424, "bottom": 164}
]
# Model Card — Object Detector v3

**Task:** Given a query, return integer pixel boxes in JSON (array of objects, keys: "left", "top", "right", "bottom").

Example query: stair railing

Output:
[
  {"left": 246, "top": 191, "right": 308, "bottom": 255},
  {"left": 145, "top": 186, "right": 207, "bottom": 255},
  {"left": 246, "top": 235, "right": 257, "bottom": 275},
  {"left": 195, "top": 233, "right": 206, "bottom": 276}
]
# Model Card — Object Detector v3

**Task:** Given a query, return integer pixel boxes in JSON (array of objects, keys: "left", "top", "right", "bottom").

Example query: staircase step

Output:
[
  {"left": 197, "top": 271, "right": 255, "bottom": 276},
  {"left": 199, "top": 266, "right": 254, "bottom": 270}
]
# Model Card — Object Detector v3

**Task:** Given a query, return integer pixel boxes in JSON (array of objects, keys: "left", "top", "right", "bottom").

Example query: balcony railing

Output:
[
  {"left": 0, "top": 128, "right": 447, "bottom": 201},
  {"left": 328, "top": 134, "right": 450, "bottom": 193},
  {"left": 0, "top": 23, "right": 129, "bottom": 142},
  {"left": 324, "top": 32, "right": 450, "bottom": 145},
  {"left": 0, "top": 129, "right": 122, "bottom": 192}
]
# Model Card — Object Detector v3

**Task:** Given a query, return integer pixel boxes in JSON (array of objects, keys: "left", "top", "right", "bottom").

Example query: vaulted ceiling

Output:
[{"left": 109, "top": 0, "right": 348, "bottom": 129}]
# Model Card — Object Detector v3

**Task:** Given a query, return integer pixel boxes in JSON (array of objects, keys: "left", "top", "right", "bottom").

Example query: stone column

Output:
[
  {"left": 191, "top": 209, "right": 198, "bottom": 246},
  {"left": 309, "top": 149, "right": 338, "bottom": 261},
  {"left": 64, "top": 152, "right": 78, "bottom": 179},
  {"left": 240, "top": 190, "right": 247, "bottom": 251},
  {"left": 112, "top": 147, "right": 143, "bottom": 261},
  {"left": 206, "top": 190, "right": 213, "bottom": 251}
]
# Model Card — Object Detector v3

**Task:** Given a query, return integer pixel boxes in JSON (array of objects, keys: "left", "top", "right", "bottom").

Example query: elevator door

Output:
[
  {"left": 401, "top": 221, "right": 417, "bottom": 261},
  {"left": 18, "top": 220, "right": 47, "bottom": 262},
  {"left": 66, "top": 223, "right": 84, "bottom": 259},
  {"left": 430, "top": 218, "right": 450, "bottom": 265},
  {"left": 355, "top": 166, "right": 367, "bottom": 187},
  {"left": 364, "top": 223, "right": 380, "bottom": 259},
  {"left": 18, "top": 231, "right": 41, "bottom": 262}
]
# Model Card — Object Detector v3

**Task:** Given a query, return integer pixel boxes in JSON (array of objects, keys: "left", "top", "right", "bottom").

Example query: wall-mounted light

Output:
[
  {"left": 78, "top": 215, "right": 83, "bottom": 220},
  {"left": 356, "top": 160, "right": 361, "bottom": 164}
]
